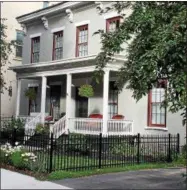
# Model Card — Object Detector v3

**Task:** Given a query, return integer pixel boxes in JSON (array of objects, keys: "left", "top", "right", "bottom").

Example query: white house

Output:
[{"left": 9, "top": 2, "right": 185, "bottom": 145}]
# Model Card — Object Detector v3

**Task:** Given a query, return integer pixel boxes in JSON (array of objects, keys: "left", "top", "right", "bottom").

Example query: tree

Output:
[
  {"left": 94, "top": 2, "right": 187, "bottom": 130},
  {"left": 0, "top": 18, "right": 15, "bottom": 93}
]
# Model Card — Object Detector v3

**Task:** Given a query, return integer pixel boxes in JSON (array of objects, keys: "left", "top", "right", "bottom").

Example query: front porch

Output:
[{"left": 13, "top": 56, "right": 133, "bottom": 136}]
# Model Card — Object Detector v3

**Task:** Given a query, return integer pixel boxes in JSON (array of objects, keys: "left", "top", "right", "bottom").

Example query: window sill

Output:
[
  {"left": 144, "top": 126, "right": 168, "bottom": 131},
  {"left": 13, "top": 57, "right": 22, "bottom": 61}
]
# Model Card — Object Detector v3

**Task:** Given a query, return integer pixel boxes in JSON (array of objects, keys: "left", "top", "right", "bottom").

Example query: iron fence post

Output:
[
  {"left": 177, "top": 133, "right": 180, "bottom": 154},
  {"left": 167, "top": 133, "right": 172, "bottom": 162},
  {"left": 137, "top": 133, "right": 140, "bottom": 164},
  {"left": 49, "top": 133, "right": 54, "bottom": 173},
  {"left": 98, "top": 133, "right": 102, "bottom": 169}
]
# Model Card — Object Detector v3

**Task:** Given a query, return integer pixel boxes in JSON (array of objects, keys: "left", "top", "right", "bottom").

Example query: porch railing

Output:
[
  {"left": 68, "top": 118, "right": 133, "bottom": 135},
  {"left": 51, "top": 115, "right": 66, "bottom": 138},
  {"left": 69, "top": 118, "right": 103, "bottom": 135},
  {"left": 107, "top": 119, "right": 133, "bottom": 135}
]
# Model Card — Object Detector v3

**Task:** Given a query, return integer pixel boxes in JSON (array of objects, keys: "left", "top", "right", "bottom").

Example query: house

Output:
[
  {"left": 9, "top": 1, "right": 185, "bottom": 145},
  {"left": 1, "top": 1, "right": 57, "bottom": 117}
]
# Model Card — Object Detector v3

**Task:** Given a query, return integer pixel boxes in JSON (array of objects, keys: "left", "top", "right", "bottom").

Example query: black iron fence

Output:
[{"left": 0, "top": 127, "right": 180, "bottom": 173}]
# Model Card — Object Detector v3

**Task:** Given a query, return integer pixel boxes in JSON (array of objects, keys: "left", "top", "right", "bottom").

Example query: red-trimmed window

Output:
[
  {"left": 31, "top": 37, "right": 40, "bottom": 63},
  {"left": 76, "top": 25, "right": 88, "bottom": 57},
  {"left": 106, "top": 16, "right": 121, "bottom": 32},
  {"left": 53, "top": 31, "right": 63, "bottom": 60},
  {"left": 148, "top": 80, "right": 167, "bottom": 127}
]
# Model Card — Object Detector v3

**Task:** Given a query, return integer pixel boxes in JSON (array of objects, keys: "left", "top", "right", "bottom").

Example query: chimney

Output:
[{"left": 43, "top": 1, "right": 49, "bottom": 8}]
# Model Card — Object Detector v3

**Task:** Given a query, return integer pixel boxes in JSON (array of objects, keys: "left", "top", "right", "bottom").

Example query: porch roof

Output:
[{"left": 9, "top": 54, "right": 126, "bottom": 77}]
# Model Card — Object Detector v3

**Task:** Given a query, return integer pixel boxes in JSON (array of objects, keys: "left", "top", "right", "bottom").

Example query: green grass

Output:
[{"left": 47, "top": 162, "right": 185, "bottom": 180}]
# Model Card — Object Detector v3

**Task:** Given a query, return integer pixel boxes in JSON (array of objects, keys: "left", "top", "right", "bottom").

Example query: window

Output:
[
  {"left": 148, "top": 80, "right": 167, "bottom": 127},
  {"left": 16, "top": 30, "right": 24, "bottom": 58},
  {"left": 76, "top": 25, "right": 88, "bottom": 57},
  {"left": 31, "top": 37, "right": 40, "bottom": 63},
  {"left": 108, "top": 82, "right": 118, "bottom": 119},
  {"left": 53, "top": 31, "right": 63, "bottom": 60},
  {"left": 106, "top": 16, "right": 121, "bottom": 32}
]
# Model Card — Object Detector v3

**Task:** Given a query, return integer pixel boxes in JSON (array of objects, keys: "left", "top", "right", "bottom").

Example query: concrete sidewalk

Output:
[{"left": 1, "top": 169, "right": 71, "bottom": 189}]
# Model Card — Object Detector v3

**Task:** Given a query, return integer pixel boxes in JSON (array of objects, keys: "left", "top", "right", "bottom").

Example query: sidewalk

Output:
[{"left": 1, "top": 169, "right": 72, "bottom": 189}]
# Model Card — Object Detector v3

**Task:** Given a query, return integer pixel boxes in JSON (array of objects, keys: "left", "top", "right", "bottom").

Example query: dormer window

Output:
[
  {"left": 52, "top": 31, "right": 63, "bottom": 60},
  {"left": 31, "top": 37, "right": 40, "bottom": 63},
  {"left": 106, "top": 16, "right": 121, "bottom": 32},
  {"left": 76, "top": 24, "right": 88, "bottom": 57}
]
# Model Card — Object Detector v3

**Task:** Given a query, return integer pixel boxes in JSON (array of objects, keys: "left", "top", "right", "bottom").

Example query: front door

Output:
[
  {"left": 75, "top": 87, "right": 88, "bottom": 118},
  {"left": 50, "top": 85, "right": 61, "bottom": 121}
]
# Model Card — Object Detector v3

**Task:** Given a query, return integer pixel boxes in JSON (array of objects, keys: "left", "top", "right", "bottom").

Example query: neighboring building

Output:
[
  {"left": 10, "top": 2, "right": 185, "bottom": 145},
  {"left": 1, "top": 1, "right": 57, "bottom": 116}
]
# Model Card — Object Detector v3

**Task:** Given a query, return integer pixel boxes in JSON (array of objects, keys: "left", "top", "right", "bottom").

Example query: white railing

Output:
[
  {"left": 24, "top": 113, "right": 42, "bottom": 137},
  {"left": 69, "top": 118, "right": 103, "bottom": 135},
  {"left": 51, "top": 115, "right": 66, "bottom": 138},
  {"left": 107, "top": 119, "right": 133, "bottom": 135},
  {"left": 17, "top": 115, "right": 35, "bottom": 124},
  {"left": 69, "top": 118, "right": 133, "bottom": 135}
]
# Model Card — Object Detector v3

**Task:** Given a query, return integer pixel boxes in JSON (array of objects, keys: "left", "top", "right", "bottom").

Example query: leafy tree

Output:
[
  {"left": 94, "top": 2, "right": 187, "bottom": 130},
  {"left": 0, "top": 18, "right": 16, "bottom": 93}
]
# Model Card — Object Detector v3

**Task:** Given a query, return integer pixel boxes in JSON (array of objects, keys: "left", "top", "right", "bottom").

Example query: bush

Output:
[
  {"left": 35, "top": 123, "right": 49, "bottom": 135},
  {"left": 56, "top": 133, "right": 90, "bottom": 155},
  {"left": 110, "top": 140, "right": 137, "bottom": 156},
  {"left": 11, "top": 151, "right": 26, "bottom": 169}
]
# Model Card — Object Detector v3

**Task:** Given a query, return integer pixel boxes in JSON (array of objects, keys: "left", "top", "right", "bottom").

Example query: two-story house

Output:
[{"left": 10, "top": 1, "right": 185, "bottom": 144}]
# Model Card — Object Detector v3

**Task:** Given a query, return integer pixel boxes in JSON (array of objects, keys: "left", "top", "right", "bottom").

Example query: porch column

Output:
[
  {"left": 15, "top": 79, "right": 21, "bottom": 118},
  {"left": 102, "top": 69, "right": 110, "bottom": 135},
  {"left": 41, "top": 76, "right": 47, "bottom": 123},
  {"left": 66, "top": 73, "right": 72, "bottom": 132}
]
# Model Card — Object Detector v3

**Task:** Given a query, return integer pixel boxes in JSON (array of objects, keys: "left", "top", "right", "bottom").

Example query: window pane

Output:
[{"left": 16, "top": 45, "right": 22, "bottom": 57}]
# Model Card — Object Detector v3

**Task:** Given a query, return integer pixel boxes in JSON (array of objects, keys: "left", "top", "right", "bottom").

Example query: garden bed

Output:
[{"left": 1, "top": 163, "right": 48, "bottom": 180}]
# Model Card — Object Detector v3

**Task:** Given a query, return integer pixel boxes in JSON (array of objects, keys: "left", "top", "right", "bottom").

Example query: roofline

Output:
[
  {"left": 16, "top": 1, "right": 93, "bottom": 24},
  {"left": 16, "top": 2, "right": 67, "bottom": 20}
]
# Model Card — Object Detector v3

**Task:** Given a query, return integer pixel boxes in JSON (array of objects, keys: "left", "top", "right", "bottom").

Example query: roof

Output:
[{"left": 16, "top": 2, "right": 67, "bottom": 20}]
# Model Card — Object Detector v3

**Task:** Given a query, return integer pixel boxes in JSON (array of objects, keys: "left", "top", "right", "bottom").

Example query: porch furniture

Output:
[{"left": 112, "top": 114, "right": 125, "bottom": 120}]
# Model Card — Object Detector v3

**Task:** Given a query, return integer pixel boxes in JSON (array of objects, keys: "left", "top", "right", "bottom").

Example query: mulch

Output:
[{"left": 1, "top": 164, "right": 48, "bottom": 180}]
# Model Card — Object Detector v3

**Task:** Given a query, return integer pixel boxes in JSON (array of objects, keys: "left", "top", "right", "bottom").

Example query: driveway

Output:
[
  {"left": 53, "top": 168, "right": 186, "bottom": 189},
  {"left": 1, "top": 169, "right": 71, "bottom": 189}
]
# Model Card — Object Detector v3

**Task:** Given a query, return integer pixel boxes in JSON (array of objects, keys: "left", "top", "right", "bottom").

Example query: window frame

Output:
[
  {"left": 15, "top": 30, "right": 24, "bottom": 58},
  {"left": 147, "top": 80, "right": 167, "bottom": 127},
  {"left": 76, "top": 24, "right": 88, "bottom": 57},
  {"left": 108, "top": 81, "right": 118, "bottom": 119},
  {"left": 31, "top": 36, "right": 40, "bottom": 63},
  {"left": 106, "top": 16, "right": 122, "bottom": 32},
  {"left": 52, "top": 30, "right": 63, "bottom": 61}
]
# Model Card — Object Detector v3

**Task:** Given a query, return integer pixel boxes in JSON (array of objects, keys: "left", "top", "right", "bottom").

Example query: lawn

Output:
[{"left": 47, "top": 162, "right": 185, "bottom": 180}]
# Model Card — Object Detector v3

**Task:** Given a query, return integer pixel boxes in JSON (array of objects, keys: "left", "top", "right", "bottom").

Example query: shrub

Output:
[
  {"left": 11, "top": 151, "right": 26, "bottom": 169},
  {"left": 110, "top": 140, "right": 137, "bottom": 156},
  {"left": 35, "top": 123, "right": 49, "bottom": 135}
]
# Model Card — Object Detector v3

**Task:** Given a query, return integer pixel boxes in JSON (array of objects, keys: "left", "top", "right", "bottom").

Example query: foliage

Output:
[
  {"left": 8, "top": 117, "right": 25, "bottom": 131},
  {"left": 110, "top": 140, "right": 137, "bottom": 156},
  {"left": 35, "top": 123, "right": 49, "bottom": 135},
  {"left": 78, "top": 84, "right": 94, "bottom": 98},
  {"left": 94, "top": 2, "right": 187, "bottom": 126},
  {"left": 57, "top": 133, "right": 90, "bottom": 155},
  {"left": 24, "top": 88, "right": 37, "bottom": 100},
  {"left": 10, "top": 151, "right": 26, "bottom": 169},
  {"left": 0, "top": 18, "right": 16, "bottom": 93},
  {"left": 0, "top": 142, "right": 37, "bottom": 170}
]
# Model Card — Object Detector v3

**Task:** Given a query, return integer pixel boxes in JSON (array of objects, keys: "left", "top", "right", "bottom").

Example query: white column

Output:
[
  {"left": 41, "top": 76, "right": 47, "bottom": 124},
  {"left": 102, "top": 70, "right": 110, "bottom": 135},
  {"left": 66, "top": 73, "right": 72, "bottom": 132},
  {"left": 16, "top": 79, "right": 21, "bottom": 118}
]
